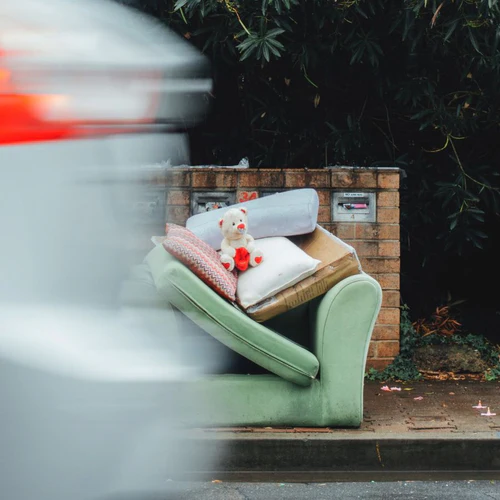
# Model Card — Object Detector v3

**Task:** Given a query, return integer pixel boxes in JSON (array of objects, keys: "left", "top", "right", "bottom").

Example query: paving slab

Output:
[{"left": 182, "top": 380, "right": 500, "bottom": 481}]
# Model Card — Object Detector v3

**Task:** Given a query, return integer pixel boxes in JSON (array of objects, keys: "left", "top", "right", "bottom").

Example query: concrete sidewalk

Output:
[{"left": 184, "top": 380, "right": 500, "bottom": 481}]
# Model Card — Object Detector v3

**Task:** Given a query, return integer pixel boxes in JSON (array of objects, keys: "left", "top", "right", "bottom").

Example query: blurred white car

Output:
[{"left": 0, "top": 0, "right": 216, "bottom": 499}]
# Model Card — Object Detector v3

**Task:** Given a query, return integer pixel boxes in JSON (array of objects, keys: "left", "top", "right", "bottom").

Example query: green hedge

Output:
[{"left": 128, "top": 0, "right": 500, "bottom": 319}]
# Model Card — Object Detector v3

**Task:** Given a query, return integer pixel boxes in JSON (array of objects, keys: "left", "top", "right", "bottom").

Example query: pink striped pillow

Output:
[{"left": 163, "top": 223, "right": 237, "bottom": 301}]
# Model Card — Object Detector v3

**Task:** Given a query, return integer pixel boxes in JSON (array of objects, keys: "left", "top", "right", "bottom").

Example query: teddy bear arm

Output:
[{"left": 221, "top": 239, "right": 236, "bottom": 257}]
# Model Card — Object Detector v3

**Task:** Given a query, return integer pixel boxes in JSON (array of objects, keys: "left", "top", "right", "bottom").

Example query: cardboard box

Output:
[{"left": 244, "top": 225, "right": 362, "bottom": 322}]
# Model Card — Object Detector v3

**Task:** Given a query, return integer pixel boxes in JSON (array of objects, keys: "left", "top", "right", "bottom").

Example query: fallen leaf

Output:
[
  {"left": 212, "top": 480, "right": 223, "bottom": 484},
  {"left": 414, "top": 396, "right": 424, "bottom": 401}
]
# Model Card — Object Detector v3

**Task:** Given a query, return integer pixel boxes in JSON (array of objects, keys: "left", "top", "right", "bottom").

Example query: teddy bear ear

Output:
[
  {"left": 219, "top": 218, "right": 224, "bottom": 227},
  {"left": 239, "top": 207, "right": 247, "bottom": 215}
]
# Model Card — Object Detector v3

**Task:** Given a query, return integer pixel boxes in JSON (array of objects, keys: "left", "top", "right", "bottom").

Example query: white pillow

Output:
[{"left": 236, "top": 237, "right": 321, "bottom": 309}]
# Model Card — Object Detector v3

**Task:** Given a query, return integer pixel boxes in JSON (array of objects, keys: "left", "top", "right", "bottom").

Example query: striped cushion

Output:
[{"left": 163, "top": 223, "right": 237, "bottom": 301}]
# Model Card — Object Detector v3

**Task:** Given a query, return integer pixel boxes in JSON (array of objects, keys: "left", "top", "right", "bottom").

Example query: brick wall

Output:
[{"left": 146, "top": 166, "right": 400, "bottom": 370}]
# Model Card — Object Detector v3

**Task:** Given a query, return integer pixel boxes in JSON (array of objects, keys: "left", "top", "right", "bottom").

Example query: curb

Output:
[{"left": 180, "top": 434, "right": 500, "bottom": 481}]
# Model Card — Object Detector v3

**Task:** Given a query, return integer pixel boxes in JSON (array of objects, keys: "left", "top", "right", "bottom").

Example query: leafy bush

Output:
[
  {"left": 123, "top": 0, "right": 500, "bottom": 317},
  {"left": 366, "top": 304, "right": 500, "bottom": 382},
  {"left": 366, "top": 305, "right": 422, "bottom": 382}
]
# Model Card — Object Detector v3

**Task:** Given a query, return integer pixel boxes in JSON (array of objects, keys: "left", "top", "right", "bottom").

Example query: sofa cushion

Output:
[
  {"left": 236, "top": 236, "right": 321, "bottom": 309},
  {"left": 162, "top": 223, "right": 237, "bottom": 302},
  {"left": 185, "top": 188, "right": 319, "bottom": 251},
  {"left": 145, "top": 244, "right": 319, "bottom": 387}
]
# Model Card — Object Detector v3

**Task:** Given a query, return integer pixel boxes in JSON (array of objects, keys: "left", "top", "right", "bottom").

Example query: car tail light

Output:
[
  {"left": 0, "top": 0, "right": 212, "bottom": 146},
  {"left": 0, "top": 55, "right": 163, "bottom": 145}
]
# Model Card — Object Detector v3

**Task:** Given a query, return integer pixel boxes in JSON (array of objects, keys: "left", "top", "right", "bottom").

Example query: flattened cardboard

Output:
[{"left": 245, "top": 225, "right": 362, "bottom": 322}]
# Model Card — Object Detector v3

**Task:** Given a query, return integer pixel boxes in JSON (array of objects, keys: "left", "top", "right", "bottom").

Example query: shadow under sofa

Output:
[{"left": 128, "top": 235, "right": 383, "bottom": 428}]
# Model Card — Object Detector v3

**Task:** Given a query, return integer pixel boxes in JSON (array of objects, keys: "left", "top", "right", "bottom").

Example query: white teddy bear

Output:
[{"left": 219, "top": 207, "right": 263, "bottom": 272}]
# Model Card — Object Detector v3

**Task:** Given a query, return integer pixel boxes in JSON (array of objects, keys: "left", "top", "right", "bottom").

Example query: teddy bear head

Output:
[{"left": 219, "top": 207, "right": 248, "bottom": 241}]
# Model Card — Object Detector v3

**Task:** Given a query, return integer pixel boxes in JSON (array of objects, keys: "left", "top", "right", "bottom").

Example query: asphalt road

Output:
[{"left": 170, "top": 480, "right": 500, "bottom": 499}]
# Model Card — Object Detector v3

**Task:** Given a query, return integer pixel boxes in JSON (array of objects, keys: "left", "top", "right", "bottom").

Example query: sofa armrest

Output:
[
  {"left": 312, "top": 273, "right": 382, "bottom": 426},
  {"left": 144, "top": 245, "right": 320, "bottom": 387}
]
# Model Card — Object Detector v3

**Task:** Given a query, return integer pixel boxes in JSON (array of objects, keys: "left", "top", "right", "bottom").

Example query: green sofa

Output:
[{"left": 124, "top": 237, "right": 382, "bottom": 428}]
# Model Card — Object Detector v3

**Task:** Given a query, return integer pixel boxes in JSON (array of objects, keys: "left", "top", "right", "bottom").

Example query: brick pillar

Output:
[
  {"left": 328, "top": 168, "right": 400, "bottom": 371},
  {"left": 159, "top": 166, "right": 401, "bottom": 370}
]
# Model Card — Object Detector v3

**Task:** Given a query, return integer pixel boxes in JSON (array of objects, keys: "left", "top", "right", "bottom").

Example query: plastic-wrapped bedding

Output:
[{"left": 185, "top": 188, "right": 319, "bottom": 251}]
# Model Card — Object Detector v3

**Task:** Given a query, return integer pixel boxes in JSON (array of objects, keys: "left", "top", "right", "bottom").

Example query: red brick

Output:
[
  {"left": 167, "top": 189, "right": 190, "bottom": 206},
  {"left": 382, "top": 290, "right": 400, "bottom": 308},
  {"left": 371, "top": 324, "right": 400, "bottom": 341},
  {"left": 373, "top": 273, "right": 400, "bottom": 289},
  {"left": 215, "top": 171, "right": 237, "bottom": 188},
  {"left": 191, "top": 170, "right": 237, "bottom": 189},
  {"left": 366, "top": 358, "right": 394, "bottom": 371},
  {"left": 165, "top": 169, "right": 190, "bottom": 187},
  {"left": 376, "top": 341, "right": 400, "bottom": 358},
  {"left": 351, "top": 240, "right": 378, "bottom": 257},
  {"left": 355, "top": 223, "right": 400, "bottom": 240},
  {"left": 379, "top": 241, "right": 400, "bottom": 258},
  {"left": 317, "top": 205, "right": 331, "bottom": 223},
  {"left": 360, "top": 257, "right": 400, "bottom": 274},
  {"left": 356, "top": 171, "right": 377, "bottom": 188},
  {"left": 284, "top": 170, "right": 306, "bottom": 188},
  {"left": 355, "top": 223, "right": 379, "bottom": 240},
  {"left": 377, "top": 207, "right": 400, "bottom": 224},
  {"left": 328, "top": 223, "right": 355, "bottom": 240},
  {"left": 316, "top": 189, "right": 330, "bottom": 205},
  {"left": 368, "top": 342, "right": 377, "bottom": 358},
  {"left": 258, "top": 169, "right": 284, "bottom": 188},
  {"left": 166, "top": 206, "right": 190, "bottom": 225},
  {"left": 378, "top": 171, "right": 400, "bottom": 189},
  {"left": 238, "top": 171, "right": 260, "bottom": 188},
  {"left": 377, "top": 307, "right": 400, "bottom": 325},
  {"left": 331, "top": 169, "right": 377, "bottom": 189},
  {"left": 192, "top": 171, "right": 215, "bottom": 188},
  {"left": 331, "top": 170, "right": 355, "bottom": 188},
  {"left": 377, "top": 191, "right": 399, "bottom": 207},
  {"left": 378, "top": 224, "right": 400, "bottom": 240},
  {"left": 305, "top": 170, "right": 330, "bottom": 188}
]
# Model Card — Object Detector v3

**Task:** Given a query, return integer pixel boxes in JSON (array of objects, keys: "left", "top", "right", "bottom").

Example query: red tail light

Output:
[
  {"left": 0, "top": 62, "right": 161, "bottom": 145},
  {"left": 0, "top": 0, "right": 212, "bottom": 146}
]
